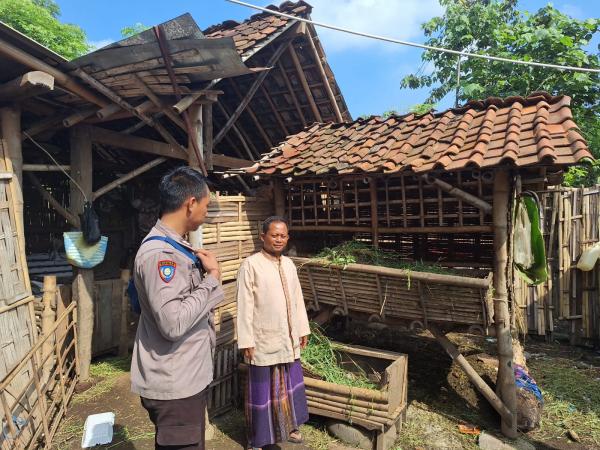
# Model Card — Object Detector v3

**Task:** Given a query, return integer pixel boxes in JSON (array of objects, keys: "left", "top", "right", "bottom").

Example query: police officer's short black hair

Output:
[
  {"left": 261, "top": 216, "right": 288, "bottom": 234},
  {"left": 159, "top": 166, "right": 209, "bottom": 215}
]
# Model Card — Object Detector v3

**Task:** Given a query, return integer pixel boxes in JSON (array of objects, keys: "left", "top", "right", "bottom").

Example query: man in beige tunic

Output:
[
  {"left": 237, "top": 216, "right": 310, "bottom": 449},
  {"left": 131, "top": 167, "right": 224, "bottom": 450}
]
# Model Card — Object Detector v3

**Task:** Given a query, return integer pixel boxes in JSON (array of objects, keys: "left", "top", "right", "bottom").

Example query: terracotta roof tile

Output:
[
  {"left": 204, "top": 1, "right": 312, "bottom": 59},
  {"left": 249, "top": 93, "right": 593, "bottom": 176}
]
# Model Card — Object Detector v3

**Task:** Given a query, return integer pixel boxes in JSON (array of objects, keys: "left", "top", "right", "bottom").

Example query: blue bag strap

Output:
[{"left": 142, "top": 236, "right": 200, "bottom": 265}]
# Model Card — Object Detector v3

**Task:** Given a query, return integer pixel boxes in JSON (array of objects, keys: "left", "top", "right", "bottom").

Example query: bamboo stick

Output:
[
  {"left": 306, "top": 390, "right": 388, "bottom": 412},
  {"left": 92, "top": 157, "right": 167, "bottom": 200},
  {"left": 41, "top": 276, "right": 56, "bottom": 382},
  {"left": 303, "top": 376, "right": 388, "bottom": 402},
  {"left": 423, "top": 175, "right": 492, "bottom": 215},
  {"left": 278, "top": 62, "right": 306, "bottom": 127},
  {"left": 306, "top": 395, "right": 390, "bottom": 419},
  {"left": 288, "top": 43, "right": 322, "bottom": 122}
]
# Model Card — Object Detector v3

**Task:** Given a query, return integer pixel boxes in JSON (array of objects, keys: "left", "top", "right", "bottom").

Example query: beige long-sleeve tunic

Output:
[{"left": 236, "top": 251, "right": 310, "bottom": 366}]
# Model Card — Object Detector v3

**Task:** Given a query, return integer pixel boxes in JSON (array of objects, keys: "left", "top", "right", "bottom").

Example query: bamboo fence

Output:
[
  {"left": 514, "top": 186, "right": 600, "bottom": 344},
  {"left": 0, "top": 299, "right": 78, "bottom": 450}
]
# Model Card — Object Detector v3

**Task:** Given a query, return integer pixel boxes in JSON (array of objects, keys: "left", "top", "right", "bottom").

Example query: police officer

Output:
[{"left": 131, "top": 166, "right": 224, "bottom": 450}]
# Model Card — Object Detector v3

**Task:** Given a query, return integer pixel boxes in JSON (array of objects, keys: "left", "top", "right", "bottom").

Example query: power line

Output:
[{"left": 226, "top": 0, "right": 600, "bottom": 74}]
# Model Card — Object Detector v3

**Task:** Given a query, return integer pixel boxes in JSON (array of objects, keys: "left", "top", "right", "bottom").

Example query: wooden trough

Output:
[
  {"left": 293, "top": 257, "right": 493, "bottom": 332},
  {"left": 304, "top": 343, "right": 408, "bottom": 450}
]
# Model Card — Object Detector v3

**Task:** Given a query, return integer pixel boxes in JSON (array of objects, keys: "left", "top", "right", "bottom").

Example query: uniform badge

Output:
[{"left": 158, "top": 260, "right": 176, "bottom": 283}]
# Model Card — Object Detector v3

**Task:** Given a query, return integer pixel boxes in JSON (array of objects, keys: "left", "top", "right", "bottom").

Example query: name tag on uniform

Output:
[{"left": 158, "top": 260, "right": 176, "bottom": 283}]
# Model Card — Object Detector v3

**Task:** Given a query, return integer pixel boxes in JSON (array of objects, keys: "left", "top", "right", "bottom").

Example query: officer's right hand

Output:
[{"left": 195, "top": 249, "right": 220, "bottom": 280}]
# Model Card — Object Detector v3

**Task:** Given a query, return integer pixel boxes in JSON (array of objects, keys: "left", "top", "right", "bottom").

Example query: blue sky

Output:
[{"left": 55, "top": 0, "right": 599, "bottom": 118}]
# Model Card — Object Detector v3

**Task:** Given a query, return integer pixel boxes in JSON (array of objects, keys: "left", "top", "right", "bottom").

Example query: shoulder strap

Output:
[{"left": 142, "top": 236, "right": 199, "bottom": 264}]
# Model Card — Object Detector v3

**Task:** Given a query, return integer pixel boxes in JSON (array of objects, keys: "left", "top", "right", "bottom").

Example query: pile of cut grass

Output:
[
  {"left": 315, "top": 240, "right": 455, "bottom": 275},
  {"left": 301, "top": 323, "right": 377, "bottom": 389}
]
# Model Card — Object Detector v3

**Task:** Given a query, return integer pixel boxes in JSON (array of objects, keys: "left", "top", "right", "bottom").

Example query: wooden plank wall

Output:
[{"left": 516, "top": 186, "right": 600, "bottom": 345}]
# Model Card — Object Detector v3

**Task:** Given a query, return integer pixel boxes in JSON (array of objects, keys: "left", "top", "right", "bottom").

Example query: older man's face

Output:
[{"left": 261, "top": 221, "right": 289, "bottom": 256}]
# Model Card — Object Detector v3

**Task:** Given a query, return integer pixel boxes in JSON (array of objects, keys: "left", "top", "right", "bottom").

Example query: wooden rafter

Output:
[
  {"left": 92, "top": 157, "right": 167, "bottom": 201},
  {"left": 228, "top": 80, "right": 273, "bottom": 148},
  {"left": 73, "top": 69, "right": 182, "bottom": 150},
  {"left": 213, "top": 39, "right": 289, "bottom": 146},
  {"left": 260, "top": 84, "right": 289, "bottom": 137},
  {"left": 133, "top": 75, "right": 186, "bottom": 132},
  {"left": 288, "top": 43, "right": 321, "bottom": 123},
  {"left": 278, "top": 62, "right": 306, "bottom": 127},
  {"left": 305, "top": 30, "right": 343, "bottom": 122},
  {"left": 26, "top": 172, "right": 80, "bottom": 228},
  {"left": 216, "top": 101, "right": 258, "bottom": 160}
]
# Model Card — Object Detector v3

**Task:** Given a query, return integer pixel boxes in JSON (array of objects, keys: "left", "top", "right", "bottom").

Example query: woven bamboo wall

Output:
[
  {"left": 204, "top": 194, "right": 273, "bottom": 416},
  {"left": 515, "top": 186, "right": 600, "bottom": 344}
]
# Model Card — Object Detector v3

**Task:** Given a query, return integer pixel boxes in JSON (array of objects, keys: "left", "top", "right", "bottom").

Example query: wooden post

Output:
[
  {"left": 202, "top": 102, "right": 214, "bottom": 171},
  {"left": 369, "top": 178, "right": 379, "bottom": 248},
  {"left": 41, "top": 276, "right": 57, "bottom": 383},
  {"left": 273, "top": 178, "right": 286, "bottom": 218},
  {"left": 119, "top": 269, "right": 130, "bottom": 357},
  {"left": 188, "top": 104, "right": 204, "bottom": 249},
  {"left": 0, "top": 106, "right": 23, "bottom": 228},
  {"left": 70, "top": 125, "right": 94, "bottom": 382},
  {"left": 492, "top": 169, "right": 518, "bottom": 438}
]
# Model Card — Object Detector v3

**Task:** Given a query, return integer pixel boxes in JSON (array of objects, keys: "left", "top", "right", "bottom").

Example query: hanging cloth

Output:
[{"left": 514, "top": 192, "right": 548, "bottom": 285}]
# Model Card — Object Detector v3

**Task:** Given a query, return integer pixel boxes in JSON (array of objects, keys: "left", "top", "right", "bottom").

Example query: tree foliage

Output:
[
  {"left": 401, "top": 0, "right": 600, "bottom": 184},
  {"left": 0, "top": 0, "right": 90, "bottom": 59}
]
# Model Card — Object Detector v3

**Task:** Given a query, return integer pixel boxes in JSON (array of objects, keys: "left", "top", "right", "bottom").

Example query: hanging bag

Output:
[{"left": 80, "top": 201, "right": 101, "bottom": 245}]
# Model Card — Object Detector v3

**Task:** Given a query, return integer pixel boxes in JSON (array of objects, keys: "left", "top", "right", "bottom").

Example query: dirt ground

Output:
[{"left": 52, "top": 323, "right": 600, "bottom": 450}]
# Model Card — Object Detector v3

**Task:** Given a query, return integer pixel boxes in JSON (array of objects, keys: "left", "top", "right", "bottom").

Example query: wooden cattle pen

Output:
[
  {"left": 303, "top": 344, "right": 408, "bottom": 450},
  {"left": 238, "top": 92, "right": 593, "bottom": 437}
]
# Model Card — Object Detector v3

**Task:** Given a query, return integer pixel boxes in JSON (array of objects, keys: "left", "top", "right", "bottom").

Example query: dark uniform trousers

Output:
[{"left": 141, "top": 388, "right": 208, "bottom": 450}]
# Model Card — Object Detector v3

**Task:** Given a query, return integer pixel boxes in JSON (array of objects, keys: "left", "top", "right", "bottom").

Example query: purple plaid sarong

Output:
[{"left": 245, "top": 359, "right": 309, "bottom": 448}]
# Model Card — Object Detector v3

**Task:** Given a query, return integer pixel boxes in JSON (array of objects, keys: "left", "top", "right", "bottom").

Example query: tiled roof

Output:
[
  {"left": 248, "top": 93, "right": 592, "bottom": 176},
  {"left": 204, "top": 1, "right": 312, "bottom": 59}
]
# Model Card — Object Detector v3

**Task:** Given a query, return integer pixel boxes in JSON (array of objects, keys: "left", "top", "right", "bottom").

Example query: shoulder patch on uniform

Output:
[{"left": 158, "top": 260, "right": 176, "bottom": 283}]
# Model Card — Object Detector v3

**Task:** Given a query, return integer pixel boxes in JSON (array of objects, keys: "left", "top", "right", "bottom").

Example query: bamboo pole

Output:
[
  {"left": 492, "top": 170, "right": 517, "bottom": 438},
  {"left": 428, "top": 325, "right": 512, "bottom": 422},
  {"left": 119, "top": 269, "right": 130, "bottom": 357},
  {"left": 63, "top": 108, "right": 97, "bottom": 128},
  {"left": 260, "top": 84, "right": 289, "bottom": 137},
  {"left": 23, "top": 164, "right": 70, "bottom": 172},
  {"left": 41, "top": 276, "right": 57, "bottom": 383},
  {"left": 203, "top": 102, "right": 214, "bottom": 171},
  {"left": 422, "top": 175, "right": 493, "bottom": 215},
  {"left": 1, "top": 391, "right": 17, "bottom": 438}
]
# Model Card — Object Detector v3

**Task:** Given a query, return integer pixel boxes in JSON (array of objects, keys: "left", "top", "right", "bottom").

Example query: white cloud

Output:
[
  {"left": 308, "top": 0, "right": 443, "bottom": 52},
  {"left": 88, "top": 39, "right": 114, "bottom": 51}
]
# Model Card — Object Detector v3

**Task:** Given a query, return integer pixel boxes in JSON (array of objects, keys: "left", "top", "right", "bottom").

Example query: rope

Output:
[
  {"left": 23, "top": 132, "right": 88, "bottom": 202},
  {"left": 226, "top": 0, "right": 600, "bottom": 74}
]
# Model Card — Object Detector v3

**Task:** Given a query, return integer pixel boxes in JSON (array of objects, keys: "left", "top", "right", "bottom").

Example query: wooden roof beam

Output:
[
  {"left": 92, "top": 157, "right": 167, "bottom": 201},
  {"left": 89, "top": 126, "right": 187, "bottom": 160},
  {"left": 133, "top": 75, "right": 186, "bottom": 132},
  {"left": 0, "top": 71, "right": 54, "bottom": 102},
  {"left": 212, "top": 154, "right": 253, "bottom": 169},
  {"left": 213, "top": 39, "right": 289, "bottom": 147},
  {"left": 288, "top": 42, "right": 321, "bottom": 123}
]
